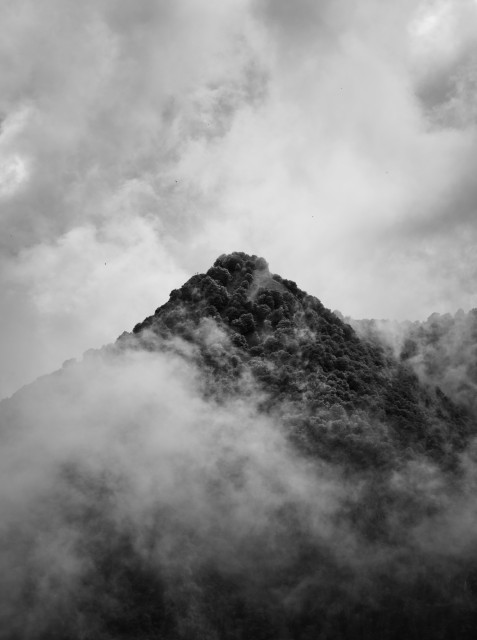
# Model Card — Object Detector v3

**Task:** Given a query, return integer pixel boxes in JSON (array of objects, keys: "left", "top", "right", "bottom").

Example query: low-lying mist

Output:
[
  {"left": 0, "top": 335, "right": 347, "bottom": 637},
  {"left": 2, "top": 321, "right": 477, "bottom": 638}
]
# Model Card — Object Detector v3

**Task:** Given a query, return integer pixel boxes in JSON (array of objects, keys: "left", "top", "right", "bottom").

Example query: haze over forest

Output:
[
  {"left": 2, "top": 0, "right": 477, "bottom": 398},
  {"left": 2, "top": 252, "right": 477, "bottom": 638},
  {"left": 2, "top": 3, "right": 477, "bottom": 635}
]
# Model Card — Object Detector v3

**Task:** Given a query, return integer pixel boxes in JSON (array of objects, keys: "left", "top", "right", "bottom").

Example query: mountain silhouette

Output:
[{"left": 1, "top": 252, "right": 477, "bottom": 640}]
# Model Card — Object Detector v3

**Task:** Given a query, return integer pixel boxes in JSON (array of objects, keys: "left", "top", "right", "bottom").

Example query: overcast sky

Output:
[{"left": 1, "top": 0, "right": 477, "bottom": 398}]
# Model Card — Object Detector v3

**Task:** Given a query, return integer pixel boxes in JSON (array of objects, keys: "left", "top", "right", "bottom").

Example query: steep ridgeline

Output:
[
  {"left": 127, "top": 251, "right": 472, "bottom": 469},
  {"left": 2, "top": 252, "right": 477, "bottom": 640}
]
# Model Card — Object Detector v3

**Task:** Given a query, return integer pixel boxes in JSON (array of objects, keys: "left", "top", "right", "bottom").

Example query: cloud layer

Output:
[
  {"left": 3, "top": 323, "right": 477, "bottom": 636},
  {"left": 0, "top": 337, "right": 350, "bottom": 636},
  {"left": 2, "top": 0, "right": 477, "bottom": 396}
]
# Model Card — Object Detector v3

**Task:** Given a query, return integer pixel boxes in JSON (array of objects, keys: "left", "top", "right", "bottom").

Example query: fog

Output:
[
  {"left": 0, "top": 335, "right": 346, "bottom": 635},
  {"left": 2, "top": 320, "right": 477, "bottom": 636}
]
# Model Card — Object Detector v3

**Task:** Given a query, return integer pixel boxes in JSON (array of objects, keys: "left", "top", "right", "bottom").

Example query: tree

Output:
[
  {"left": 207, "top": 266, "right": 232, "bottom": 286},
  {"left": 232, "top": 313, "right": 256, "bottom": 335}
]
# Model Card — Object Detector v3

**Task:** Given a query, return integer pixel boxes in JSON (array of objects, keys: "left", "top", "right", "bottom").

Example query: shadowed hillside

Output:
[{"left": 1, "top": 252, "right": 477, "bottom": 640}]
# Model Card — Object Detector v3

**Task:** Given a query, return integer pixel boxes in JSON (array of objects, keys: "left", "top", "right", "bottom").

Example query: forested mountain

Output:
[
  {"left": 2, "top": 252, "right": 477, "bottom": 639},
  {"left": 350, "top": 309, "right": 477, "bottom": 424}
]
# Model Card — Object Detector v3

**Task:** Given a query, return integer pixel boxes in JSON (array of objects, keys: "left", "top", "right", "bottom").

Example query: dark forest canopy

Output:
[
  {"left": 2, "top": 252, "right": 477, "bottom": 640},
  {"left": 129, "top": 251, "right": 474, "bottom": 469}
]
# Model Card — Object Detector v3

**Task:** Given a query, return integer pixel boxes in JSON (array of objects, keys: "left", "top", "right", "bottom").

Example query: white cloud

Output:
[
  {"left": 0, "top": 155, "right": 28, "bottom": 197},
  {"left": 0, "top": 108, "right": 32, "bottom": 197},
  {"left": 2, "top": 0, "right": 477, "bottom": 395},
  {"left": 0, "top": 215, "right": 187, "bottom": 398}
]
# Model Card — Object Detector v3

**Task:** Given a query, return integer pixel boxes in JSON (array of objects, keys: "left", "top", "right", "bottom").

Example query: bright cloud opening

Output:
[{"left": 0, "top": 155, "right": 28, "bottom": 197}]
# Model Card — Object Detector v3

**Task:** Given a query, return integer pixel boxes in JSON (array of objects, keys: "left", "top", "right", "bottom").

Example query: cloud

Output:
[
  {"left": 0, "top": 0, "right": 261, "bottom": 248},
  {"left": 2, "top": 321, "right": 477, "bottom": 635},
  {"left": 409, "top": 0, "right": 477, "bottom": 125},
  {"left": 181, "top": 0, "right": 477, "bottom": 320},
  {"left": 0, "top": 212, "right": 190, "bottom": 398},
  {"left": 0, "top": 333, "right": 353, "bottom": 635},
  {"left": 2, "top": 0, "right": 477, "bottom": 395},
  {"left": 0, "top": 0, "right": 266, "bottom": 396}
]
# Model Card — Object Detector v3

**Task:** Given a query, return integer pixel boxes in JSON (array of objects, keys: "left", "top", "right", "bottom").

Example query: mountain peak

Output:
[
  {"left": 175, "top": 251, "right": 295, "bottom": 306},
  {"left": 125, "top": 252, "right": 471, "bottom": 471},
  {"left": 130, "top": 251, "right": 329, "bottom": 346}
]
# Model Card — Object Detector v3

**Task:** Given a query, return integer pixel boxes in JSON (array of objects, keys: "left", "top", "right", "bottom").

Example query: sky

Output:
[{"left": 1, "top": 0, "right": 477, "bottom": 398}]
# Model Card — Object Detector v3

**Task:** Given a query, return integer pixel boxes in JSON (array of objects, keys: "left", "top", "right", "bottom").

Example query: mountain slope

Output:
[
  {"left": 127, "top": 251, "right": 473, "bottom": 468},
  {"left": 1, "top": 252, "right": 477, "bottom": 640}
]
